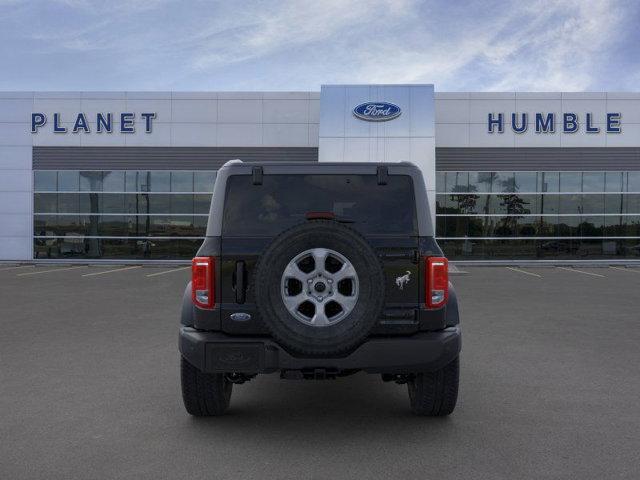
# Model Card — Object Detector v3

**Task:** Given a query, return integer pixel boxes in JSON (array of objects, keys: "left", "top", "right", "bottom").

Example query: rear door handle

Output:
[{"left": 235, "top": 261, "right": 246, "bottom": 304}]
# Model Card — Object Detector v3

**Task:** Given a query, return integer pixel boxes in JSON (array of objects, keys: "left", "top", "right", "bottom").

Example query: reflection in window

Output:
[
  {"left": 171, "top": 172, "right": 194, "bottom": 192},
  {"left": 560, "top": 172, "right": 582, "bottom": 192},
  {"left": 514, "top": 172, "right": 537, "bottom": 192},
  {"left": 58, "top": 171, "right": 79, "bottom": 191},
  {"left": 605, "top": 172, "right": 623, "bottom": 192},
  {"left": 34, "top": 171, "right": 57, "bottom": 191},
  {"left": 103, "top": 171, "right": 126, "bottom": 192},
  {"left": 582, "top": 172, "right": 605, "bottom": 192},
  {"left": 493, "top": 172, "right": 516, "bottom": 192},
  {"left": 445, "top": 172, "right": 469, "bottom": 193},
  {"left": 538, "top": 172, "right": 559, "bottom": 192},
  {"left": 628, "top": 172, "right": 640, "bottom": 192},
  {"left": 33, "top": 169, "right": 216, "bottom": 260}
]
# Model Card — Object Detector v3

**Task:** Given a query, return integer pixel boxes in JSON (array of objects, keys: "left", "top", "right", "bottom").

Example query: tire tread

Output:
[
  {"left": 408, "top": 357, "right": 459, "bottom": 416},
  {"left": 181, "top": 357, "right": 232, "bottom": 416}
]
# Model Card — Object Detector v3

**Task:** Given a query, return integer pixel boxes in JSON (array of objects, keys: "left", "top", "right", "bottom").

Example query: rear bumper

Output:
[{"left": 179, "top": 326, "right": 461, "bottom": 375}]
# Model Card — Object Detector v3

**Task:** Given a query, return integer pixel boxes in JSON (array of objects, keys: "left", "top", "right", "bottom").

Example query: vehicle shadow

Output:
[{"left": 183, "top": 372, "right": 458, "bottom": 442}]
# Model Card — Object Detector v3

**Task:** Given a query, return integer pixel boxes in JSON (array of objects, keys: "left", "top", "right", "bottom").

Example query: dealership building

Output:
[{"left": 0, "top": 84, "right": 639, "bottom": 262}]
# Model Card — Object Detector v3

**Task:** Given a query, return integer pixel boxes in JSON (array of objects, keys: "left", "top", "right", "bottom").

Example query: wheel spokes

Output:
[
  {"left": 334, "top": 293, "right": 357, "bottom": 312},
  {"left": 282, "top": 262, "right": 306, "bottom": 283},
  {"left": 310, "top": 308, "right": 331, "bottom": 326},
  {"left": 281, "top": 292, "right": 307, "bottom": 311},
  {"left": 310, "top": 248, "right": 329, "bottom": 274},
  {"left": 333, "top": 263, "right": 357, "bottom": 282}
]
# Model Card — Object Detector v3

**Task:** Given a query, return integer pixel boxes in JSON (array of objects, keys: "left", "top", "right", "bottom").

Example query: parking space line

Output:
[
  {"left": 82, "top": 265, "right": 142, "bottom": 277},
  {"left": 17, "top": 266, "right": 86, "bottom": 276},
  {"left": 556, "top": 266, "right": 605, "bottom": 278},
  {"left": 506, "top": 267, "right": 542, "bottom": 278},
  {"left": 609, "top": 266, "right": 640, "bottom": 274},
  {"left": 146, "top": 266, "right": 190, "bottom": 277},
  {"left": 0, "top": 265, "right": 34, "bottom": 272}
]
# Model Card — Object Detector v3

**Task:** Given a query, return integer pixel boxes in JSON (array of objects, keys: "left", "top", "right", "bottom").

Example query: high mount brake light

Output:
[
  {"left": 305, "top": 211, "right": 335, "bottom": 220},
  {"left": 425, "top": 256, "right": 448, "bottom": 309},
  {"left": 192, "top": 256, "right": 215, "bottom": 309}
]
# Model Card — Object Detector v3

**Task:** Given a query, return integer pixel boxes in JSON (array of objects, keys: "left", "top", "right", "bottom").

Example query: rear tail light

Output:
[
  {"left": 425, "top": 256, "right": 448, "bottom": 309},
  {"left": 192, "top": 256, "right": 215, "bottom": 309}
]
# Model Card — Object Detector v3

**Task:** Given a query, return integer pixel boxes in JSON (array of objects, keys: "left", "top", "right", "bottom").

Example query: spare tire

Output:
[{"left": 253, "top": 220, "right": 385, "bottom": 356}]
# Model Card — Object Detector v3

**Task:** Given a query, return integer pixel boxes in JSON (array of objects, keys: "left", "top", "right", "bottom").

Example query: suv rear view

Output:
[{"left": 179, "top": 160, "right": 461, "bottom": 416}]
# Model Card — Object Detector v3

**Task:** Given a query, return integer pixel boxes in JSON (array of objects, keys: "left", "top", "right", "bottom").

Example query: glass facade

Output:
[
  {"left": 436, "top": 171, "right": 640, "bottom": 260},
  {"left": 33, "top": 170, "right": 216, "bottom": 259},
  {"left": 33, "top": 168, "right": 640, "bottom": 261}
]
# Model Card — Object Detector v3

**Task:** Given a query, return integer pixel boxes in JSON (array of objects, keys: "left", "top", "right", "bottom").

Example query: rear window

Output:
[{"left": 222, "top": 174, "right": 417, "bottom": 236}]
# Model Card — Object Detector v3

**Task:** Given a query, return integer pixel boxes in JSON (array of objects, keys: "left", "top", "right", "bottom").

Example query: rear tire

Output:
[
  {"left": 181, "top": 357, "right": 232, "bottom": 416},
  {"left": 407, "top": 357, "right": 459, "bottom": 416}
]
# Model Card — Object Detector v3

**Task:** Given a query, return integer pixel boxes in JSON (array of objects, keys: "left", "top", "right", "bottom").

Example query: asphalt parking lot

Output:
[{"left": 1, "top": 264, "right": 639, "bottom": 479}]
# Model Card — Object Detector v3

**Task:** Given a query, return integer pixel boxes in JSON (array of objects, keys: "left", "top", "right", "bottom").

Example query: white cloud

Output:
[{"left": 0, "top": 0, "right": 636, "bottom": 91}]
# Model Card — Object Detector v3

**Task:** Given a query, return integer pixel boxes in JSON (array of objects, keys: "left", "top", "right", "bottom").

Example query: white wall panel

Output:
[
  {"left": 217, "top": 92, "right": 263, "bottom": 100},
  {"left": 435, "top": 92, "right": 469, "bottom": 100},
  {"left": 80, "top": 126, "right": 127, "bottom": 146},
  {"left": 0, "top": 98, "right": 33, "bottom": 122},
  {"left": 561, "top": 98, "right": 607, "bottom": 120},
  {"left": 125, "top": 92, "right": 171, "bottom": 100},
  {"left": 409, "top": 86, "right": 435, "bottom": 137},
  {"left": 344, "top": 86, "right": 373, "bottom": 138},
  {"left": 343, "top": 137, "right": 372, "bottom": 163},
  {"left": 514, "top": 129, "right": 561, "bottom": 148},
  {"left": 560, "top": 127, "right": 607, "bottom": 147},
  {"left": 263, "top": 100, "right": 309, "bottom": 123},
  {"left": 172, "top": 99, "right": 217, "bottom": 123},
  {"left": 81, "top": 92, "right": 126, "bottom": 99},
  {"left": 123, "top": 124, "right": 171, "bottom": 146},
  {"left": 469, "top": 123, "right": 515, "bottom": 147},
  {"left": 171, "top": 124, "right": 217, "bottom": 146},
  {"left": 0, "top": 214, "right": 32, "bottom": 237},
  {"left": 318, "top": 87, "right": 345, "bottom": 137},
  {"left": 469, "top": 99, "right": 516, "bottom": 124},
  {"left": 81, "top": 98, "right": 127, "bottom": 115},
  {"left": 0, "top": 123, "right": 31, "bottom": 146},
  {"left": 0, "top": 236, "right": 31, "bottom": 260},
  {"left": 171, "top": 92, "right": 217, "bottom": 100},
  {"left": 308, "top": 124, "right": 319, "bottom": 147},
  {"left": 606, "top": 124, "right": 640, "bottom": 146},
  {"left": 309, "top": 99, "right": 320, "bottom": 123},
  {"left": 32, "top": 124, "right": 81, "bottom": 146},
  {"left": 217, "top": 124, "right": 262, "bottom": 146},
  {"left": 263, "top": 124, "right": 309, "bottom": 147},
  {"left": 318, "top": 137, "right": 344, "bottom": 162},
  {"left": 125, "top": 99, "right": 171, "bottom": 123},
  {"left": 606, "top": 99, "right": 640, "bottom": 123},
  {"left": 435, "top": 124, "right": 469, "bottom": 147},
  {"left": 515, "top": 92, "right": 562, "bottom": 100},
  {"left": 263, "top": 92, "right": 309, "bottom": 100},
  {"left": 514, "top": 98, "right": 563, "bottom": 115},
  {"left": 0, "top": 170, "right": 31, "bottom": 191},
  {"left": 0, "top": 192, "right": 31, "bottom": 214},
  {"left": 218, "top": 100, "right": 262, "bottom": 123},
  {"left": 0, "top": 146, "right": 31, "bottom": 169},
  {"left": 435, "top": 99, "right": 468, "bottom": 124},
  {"left": 33, "top": 98, "right": 82, "bottom": 120}
]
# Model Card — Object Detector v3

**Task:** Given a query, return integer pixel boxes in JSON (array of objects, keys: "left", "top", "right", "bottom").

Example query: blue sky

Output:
[{"left": 0, "top": 0, "right": 638, "bottom": 91}]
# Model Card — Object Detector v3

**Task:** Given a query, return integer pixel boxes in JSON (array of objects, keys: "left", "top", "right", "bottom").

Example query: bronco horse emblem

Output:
[{"left": 395, "top": 271, "right": 411, "bottom": 290}]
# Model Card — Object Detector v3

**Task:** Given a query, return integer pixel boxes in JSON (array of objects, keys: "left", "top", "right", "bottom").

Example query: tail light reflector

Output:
[
  {"left": 425, "top": 256, "right": 448, "bottom": 309},
  {"left": 192, "top": 256, "right": 215, "bottom": 309}
]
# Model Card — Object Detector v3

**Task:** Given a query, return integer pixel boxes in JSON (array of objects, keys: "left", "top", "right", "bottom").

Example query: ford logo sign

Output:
[{"left": 353, "top": 102, "right": 401, "bottom": 122}]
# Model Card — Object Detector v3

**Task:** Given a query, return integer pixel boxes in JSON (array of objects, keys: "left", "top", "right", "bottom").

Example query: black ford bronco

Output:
[{"left": 179, "top": 160, "right": 461, "bottom": 416}]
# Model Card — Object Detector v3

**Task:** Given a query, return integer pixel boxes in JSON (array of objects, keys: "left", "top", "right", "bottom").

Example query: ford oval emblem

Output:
[
  {"left": 353, "top": 102, "right": 402, "bottom": 122},
  {"left": 230, "top": 312, "right": 252, "bottom": 322}
]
